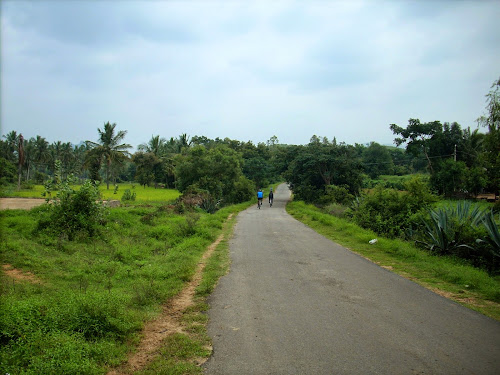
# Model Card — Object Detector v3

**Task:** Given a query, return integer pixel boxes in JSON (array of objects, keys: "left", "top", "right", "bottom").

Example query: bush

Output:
[
  {"left": 319, "top": 184, "right": 354, "bottom": 206},
  {"left": 349, "top": 177, "right": 436, "bottom": 238},
  {"left": 37, "top": 180, "right": 108, "bottom": 240},
  {"left": 121, "top": 189, "right": 136, "bottom": 202},
  {"left": 415, "top": 201, "right": 498, "bottom": 272}
]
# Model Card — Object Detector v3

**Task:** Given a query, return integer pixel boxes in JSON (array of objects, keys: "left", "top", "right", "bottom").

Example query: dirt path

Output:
[{"left": 0, "top": 197, "right": 46, "bottom": 210}]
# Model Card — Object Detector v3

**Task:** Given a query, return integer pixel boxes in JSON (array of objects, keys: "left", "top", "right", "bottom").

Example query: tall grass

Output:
[{"left": 287, "top": 200, "right": 500, "bottom": 320}]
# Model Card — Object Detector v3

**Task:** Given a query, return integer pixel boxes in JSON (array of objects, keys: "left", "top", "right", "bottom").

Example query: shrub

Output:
[
  {"left": 319, "top": 184, "right": 354, "bottom": 206},
  {"left": 349, "top": 178, "right": 436, "bottom": 238},
  {"left": 37, "top": 180, "right": 108, "bottom": 240},
  {"left": 121, "top": 189, "right": 136, "bottom": 201},
  {"left": 415, "top": 201, "right": 498, "bottom": 271}
]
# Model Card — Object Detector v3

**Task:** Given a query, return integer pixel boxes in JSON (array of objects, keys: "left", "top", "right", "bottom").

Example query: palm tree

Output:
[
  {"left": 86, "top": 122, "right": 131, "bottom": 189},
  {"left": 138, "top": 135, "right": 166, "bottom": 157},
  {"left": 2, "top": 130, "right": 18, "bottom": 162},
  {"left": 33, "top": 135, "right": 49, "bottom": 176}
]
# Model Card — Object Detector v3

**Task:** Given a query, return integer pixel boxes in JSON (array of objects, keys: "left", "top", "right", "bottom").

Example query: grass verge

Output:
[
  {"left": 286, "top": 200, "right": 500, "bottom": 321},
  {"left": 134, "top": 202, "right": 248, "bottom": 374}
]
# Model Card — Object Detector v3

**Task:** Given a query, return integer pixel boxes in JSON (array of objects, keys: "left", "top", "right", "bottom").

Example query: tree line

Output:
[{"left": 1, "top": 78, "right": 498, "bottom": 205}]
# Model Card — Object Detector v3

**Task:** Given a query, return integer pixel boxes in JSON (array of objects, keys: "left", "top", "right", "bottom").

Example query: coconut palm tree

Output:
[
  {"left": 32, "top": 135, "right": 49, "bottom": 175},
  {"left": 138, "top": 135, "right": 166, "bottom": 157},
  {"left": 86, "top": 122, "right": 131, "bottom": 189}
]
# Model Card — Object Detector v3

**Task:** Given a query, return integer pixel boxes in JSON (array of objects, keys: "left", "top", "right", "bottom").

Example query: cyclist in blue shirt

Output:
[{"left": 257, "top": 189, "right": 263, "bottom": 208}]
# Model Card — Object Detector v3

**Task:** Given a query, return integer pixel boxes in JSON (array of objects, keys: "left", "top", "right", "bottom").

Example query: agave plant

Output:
[
  {"left": 416, "top": 201, "right": 488, "bottom": 255},
  {"left": 477, "top": 211, "right": 500, "bottom": 258}
]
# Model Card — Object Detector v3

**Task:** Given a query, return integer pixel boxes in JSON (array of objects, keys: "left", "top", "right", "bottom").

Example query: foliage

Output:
[
  {"left": 175, "top": 145, "right": 252, "bottom": 204},
  {"left": 0, "top": 199, "right": 242, "bottom": 373},
  {"left": 361, "top": 142, "right": 394, "bottom": 178},
  {"left": 319, "top": 184, "right": 354, "bottom": 206},
  {"left": 0, "top": 157, "right": 16, "bottom": 185},
  {"left": 430, "top": 159, "right": 467, "bottom": 197},
  {"left": 86, "top": 122, "right": 132, "bottom": 189},
  {"left": 477, "top": 77, "right": 500, "bottom": 194},
  {"left": 37, "top": 179, "right": 108, "bottom": 240},
  {"left": 349, "top": 176, "right": 437, "bottom": 238},
  {"left": 285, "top": 137, "right": 364, "bottom": 203},
  {"left": 477, "top": 211, "right": 500, "bottom": 259},
  {"left": 121, "top": 189, "right": 136, "bottom": 201},
  {"left": 414, "top": 201, "right": 497, "bottom": 271},
  {"left": 390, "top": 118, "right": 442, "bottom": 172}
]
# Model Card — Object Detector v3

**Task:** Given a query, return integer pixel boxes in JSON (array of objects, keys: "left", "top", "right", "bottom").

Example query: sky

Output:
[{"left": 1, "top": 0, "right": 499, "bottom": 150}]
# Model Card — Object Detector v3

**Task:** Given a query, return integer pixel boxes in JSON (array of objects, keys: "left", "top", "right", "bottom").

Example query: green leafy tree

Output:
[
  {"left": 285, "top": 137, "right": 363, "bottom": 203},
  {"left": 0, "top": 157, "right": 16, "bottom": 184},
  {"left": 175, "top": 145, "right": 251, "bottom": 203},
  {"left": 86, "top": 122, "right": 131, "bottom": 189},
  {"left": 132, "top": 152, "right": 161, "bottom": 188},
  {"left": 362, "top": 142, "right": 394, "bottom": 178},
  {"left": 477, "top": 77, "right": 500, "bottom": 194},
  {"left": 390, "top": 119, "right": 442, "bottom": 172}
]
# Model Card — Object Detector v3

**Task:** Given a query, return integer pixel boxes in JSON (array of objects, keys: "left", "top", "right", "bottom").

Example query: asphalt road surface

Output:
[{"left": 204, "top": 184, "right": 500, "bottom": 375}]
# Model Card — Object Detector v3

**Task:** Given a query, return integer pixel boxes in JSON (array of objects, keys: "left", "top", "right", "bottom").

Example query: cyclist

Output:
[
  {"left": 269, "top": 188, "right": 274, "bottom": 207},
  {"left": 257, "top": 189, "right": 263, "bottom": 208}
]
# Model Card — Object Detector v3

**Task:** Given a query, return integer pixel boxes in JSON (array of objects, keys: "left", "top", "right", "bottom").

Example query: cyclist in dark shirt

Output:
[{"left": 269, "top": 188, "right": 274, "bottom": 207}]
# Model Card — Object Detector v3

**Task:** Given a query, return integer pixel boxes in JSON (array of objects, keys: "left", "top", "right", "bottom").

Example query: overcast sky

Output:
[{"left": 1, "top": 0, "right": 499, "bottom": 150}]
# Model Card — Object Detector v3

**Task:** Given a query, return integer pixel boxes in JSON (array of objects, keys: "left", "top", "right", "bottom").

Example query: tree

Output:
[
  {"left": 477, "top": 77, "right": 500, "bottom": 194},
  {"left": 132, "top": 152, "right": 161, "bottom": 187},
  {"left": 32, "top": 135, "right": 49, "bottom": 177},
  {"left": 17, "top": 134, "right": 25, "bottom": 190},
  {"left": 175, "top": 145, "right": 251, "bottom": 203},
  {"left": 2, "top": 130, "right": 18, "bottom": 162},
  {"left": 362, "top": 142, "right": 394, "bottom": 179},
  {"left": 390, "top": 119, "right": 442, "bottom": 172},
  {"left": 138, "top": 135, "right": 167, "bottom": 156},
  {"left": 284, "top": 138, "right": 364, "bottom": 203},
  {"left": 86, "top": 122, "right": 131, "bottom": 189}
]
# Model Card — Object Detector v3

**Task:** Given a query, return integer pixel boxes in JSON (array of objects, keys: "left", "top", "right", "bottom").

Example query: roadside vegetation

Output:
[{"left": 1, "top": 183, "right": 250, "bottom": 374}]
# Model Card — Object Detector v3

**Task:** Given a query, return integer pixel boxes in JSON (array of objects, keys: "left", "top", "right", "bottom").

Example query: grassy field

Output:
[
  {"left": 286, "top": 200, "right": 500, "bottom": 321},
  {"left": 1, "top": 183, "right": 181, "bottom": 203},
  {"left": 0, "top": 195, "right": 250, "bottom": 374}
]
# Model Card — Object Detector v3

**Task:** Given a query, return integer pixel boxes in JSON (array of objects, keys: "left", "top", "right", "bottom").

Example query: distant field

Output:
[{"left": 1, "top": 183, "right": 181, "bottom": 203}]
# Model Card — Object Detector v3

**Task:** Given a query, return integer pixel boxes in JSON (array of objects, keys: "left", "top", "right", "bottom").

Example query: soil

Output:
[
  {"left": 2, "top": 264, "right": 43, "bottom": 284},
  {"left": 0, "top": 197, "right": 120, "bottom": 210},
  {"left": 0, "top": 197, "right": 46, "bottom": 210}
]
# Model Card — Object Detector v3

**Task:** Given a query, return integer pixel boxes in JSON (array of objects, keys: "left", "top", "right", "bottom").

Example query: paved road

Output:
[{"left": 204, "top": 184, "right": 500, "bottom": 374}]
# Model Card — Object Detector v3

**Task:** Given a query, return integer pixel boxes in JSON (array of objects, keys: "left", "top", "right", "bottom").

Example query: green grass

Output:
[
  {"left": 134, "top": 201, "right": 249, "bottom": 374},
  {"left": 0, "top": 199, "right": 248, "bottom": 374},
  {"left": 286, "top": 200, "right": 500, "bottom": 321},
  {"left": 1, "top": 183, "right": 181, "bottom": 203}
]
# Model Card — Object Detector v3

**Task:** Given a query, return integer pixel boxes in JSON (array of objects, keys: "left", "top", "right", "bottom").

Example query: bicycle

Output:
[
  {"left": 269, "top": 197, "right": 273, "bottom": 207},
  {"left": 257, "top": 198, "right": 262, "bottom": 209}
]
